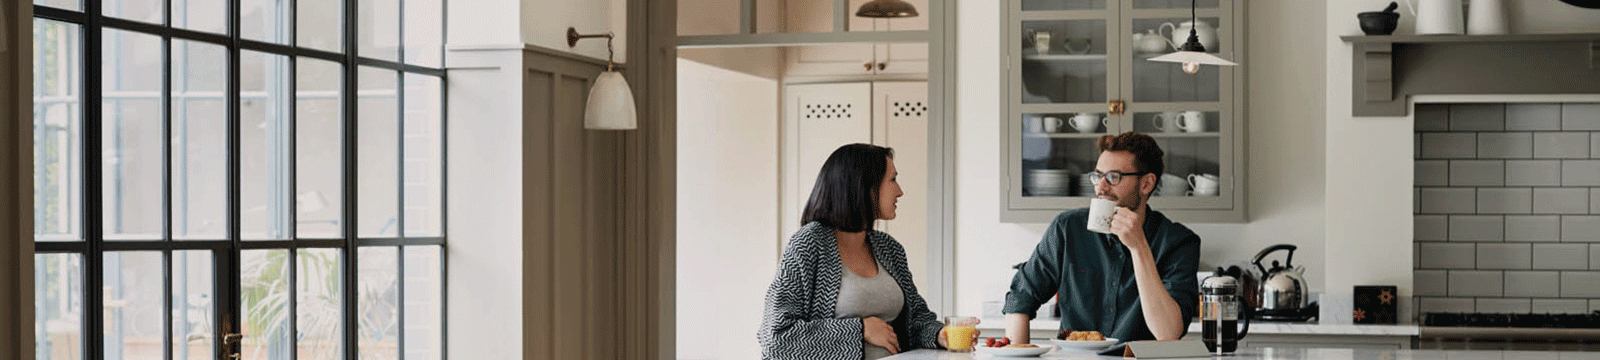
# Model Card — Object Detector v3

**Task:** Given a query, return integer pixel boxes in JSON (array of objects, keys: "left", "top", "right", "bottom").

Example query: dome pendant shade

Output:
[
  {"left": 584, "top": 71, "right": 638, "bottom": 130},
  {"left": 856, "top": 0, "right": 919, "bottom": 18}
]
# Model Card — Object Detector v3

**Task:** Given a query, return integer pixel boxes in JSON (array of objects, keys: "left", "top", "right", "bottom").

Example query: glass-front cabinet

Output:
[{"left": 1003, "top": 0, "right": 1245, "bottom": 222}]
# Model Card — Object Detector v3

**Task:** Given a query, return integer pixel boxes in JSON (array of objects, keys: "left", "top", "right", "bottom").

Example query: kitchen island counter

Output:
[{"left": 883, "top": 347, "right": 1600, "bottom": 359}]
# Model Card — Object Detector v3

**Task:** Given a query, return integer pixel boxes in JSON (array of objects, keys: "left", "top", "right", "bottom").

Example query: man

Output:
[{"left": 1004, "top": 132, "right": 1201, "bottom": 343}]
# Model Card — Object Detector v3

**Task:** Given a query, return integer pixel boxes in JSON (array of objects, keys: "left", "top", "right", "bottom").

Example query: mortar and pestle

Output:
[{"left": 1358, "top": 2, "right": 1401, "bottom": 35}]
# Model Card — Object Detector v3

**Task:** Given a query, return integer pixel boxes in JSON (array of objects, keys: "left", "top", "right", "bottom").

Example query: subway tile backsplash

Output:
[{"left": 1415, "top": 103, "right": 1600, "bottom": 316}]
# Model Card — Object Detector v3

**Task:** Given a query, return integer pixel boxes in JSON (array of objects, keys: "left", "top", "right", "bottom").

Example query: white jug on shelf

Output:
[
  {"left": 1404, "top": 0, "right": 1464, "bottom": 35},
  {"left": 1466, "top": 0, "right": 1508, "bottom": 35},
  {"left": 1159, "top": 20, "right": 1217, "bottom": 52},
  {"left": 1132, "top": 30, "right": 1170, "bottom": 54}
]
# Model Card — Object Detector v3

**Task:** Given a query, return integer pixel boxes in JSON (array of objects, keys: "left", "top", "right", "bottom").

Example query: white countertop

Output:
[
  {"left": 975, "top": 317, "right": 1418, "bottom": 337},
  {"left": 883, "top": 347, "right": 1600, "bottom": 359}
]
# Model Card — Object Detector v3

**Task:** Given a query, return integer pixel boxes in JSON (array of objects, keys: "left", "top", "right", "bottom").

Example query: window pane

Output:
[
  {"left": 402, "top": 74, "right": 441, "bottom": 237},
  {"left": 33, "top": 19, "right": 84, "bottom": 242},
  {"left": 174, "top": 0, "right": 227, "bottom": 34},
  {"left": 241, "top": 51, "right": 293, "bottom": 240},
  {"left": 242, "top": 0, "right": 291, "bottom": 44},
  {"left": 402, "top": 0, "right": 442, "bottom": 67},
  {"left": 173, "top": 40, "right": 229, "bottom": 240},
  {"left": 403, "top": 246, "right": 442, "bottom": 360},
  {"left": 358, "top": 247, "right": 399, "bottom": 359},
  {"left": 358, "top": 67, "right": 398, "bottom": 238},
  {"left": 297, "top": 248, "right": 343, "bottom": 360},
  {"left": 35, "top": 0, "right": 80, "bottom": 11},
  {"left": 297, "top": 58, "right": 344, "bottom": 239},
  {"left": 358, "top": 0, "right": 400, "bottom": 61},
  {"left": 106, "top": 0, "right": 164, "bottom": 24},
  {"left": 240, "top": 250, "right": 290, "bottom": 360},
  {"left": 102, "top": 29, "right": 165, "bottom": 241},
  {"left": 173, "top": 250, "right": 216, "bottom": 360},
  {"left": 103, "top": 252, "right": 164, "bottom": 360},
  {"left": 297, "top": 0, "right": 343, "bottom": 52},
  {"left": 35, "top": 253, "right": 84, "bottom": 360}
]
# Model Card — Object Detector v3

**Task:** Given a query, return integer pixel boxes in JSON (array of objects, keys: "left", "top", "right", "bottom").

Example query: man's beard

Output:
[{"left": 1098, "top": 186, "right": 1144, "bottom": 211}]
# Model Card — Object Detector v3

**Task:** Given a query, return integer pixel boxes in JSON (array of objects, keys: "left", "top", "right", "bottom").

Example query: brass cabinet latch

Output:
[{"left": 1108, "top": 100, "right": 1126, "bottom": 115}]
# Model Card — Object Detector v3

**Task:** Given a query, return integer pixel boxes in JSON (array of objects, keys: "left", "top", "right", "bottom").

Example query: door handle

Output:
[
  {"left": 1108, "top": 100, "right": 1126, "bottom": 115},
  {"left": 877, "top": 62, "right": 887, "bottom": 70},
  {"left": 222, "top": 333, "right": 244, "bottom": 345},
  {"left": 864, "top": 62, "right": 873, "bottom": 71}
]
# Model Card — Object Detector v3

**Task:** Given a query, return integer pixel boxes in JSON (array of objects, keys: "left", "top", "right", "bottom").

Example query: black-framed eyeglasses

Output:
[{"left": 1089, "top": 170, "right": 1150, "bottom": 186}]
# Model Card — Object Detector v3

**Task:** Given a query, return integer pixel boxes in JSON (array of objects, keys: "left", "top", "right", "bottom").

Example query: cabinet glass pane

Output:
[
  {"left": 1130, "top": 17, "right": 1223, "bottom": 102},
  {"left": 1020, "top": 113, "right": 1107, "bottom": 198},
  {"left": 1023, "top": 0, "right": 1105, "bottom": 11},
  {"left": 1021, "top": 20, "right": 1108, "bottom": 104},
  {"left": 1132, "top": 0, "right": 1218, "bottom": 9},
  {"left": 1129, "top": 111, "right": 1222, "bottom": 197}
]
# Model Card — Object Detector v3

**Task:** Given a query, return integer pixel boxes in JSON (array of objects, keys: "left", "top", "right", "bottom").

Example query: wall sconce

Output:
[{"left": 568, "top": 27, "right": 636, "bottom": 130}]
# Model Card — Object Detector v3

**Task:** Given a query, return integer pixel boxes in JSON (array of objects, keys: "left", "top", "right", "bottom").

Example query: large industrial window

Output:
[{"left": 31, "top": 0, "right": 446, "bottom": 358}]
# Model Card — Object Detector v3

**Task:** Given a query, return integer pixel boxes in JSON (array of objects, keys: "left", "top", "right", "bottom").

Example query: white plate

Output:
[
  {"left": 1050, "top": 337, "right": 1117, "bottom": 350},
  {"left": 974, "top": 344, "right": 1054, "bottom": 357}
]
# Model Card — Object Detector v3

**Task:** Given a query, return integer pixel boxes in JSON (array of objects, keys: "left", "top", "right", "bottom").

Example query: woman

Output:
[{"left": 757, "top": 143, "right": 975, "bottom": 360}]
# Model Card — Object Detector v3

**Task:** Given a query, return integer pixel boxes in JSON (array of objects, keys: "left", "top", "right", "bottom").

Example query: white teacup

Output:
[
  {"left": 1157, "top": 173, "right": 1188, "bottom": 196},
  {"left": 1070, "top": 113, "right": 1106, "bottom": 134},
  {"left": 1032, "top": 31, "right": 1052, "bottom": 54},
  {"left": 1042, "top": 116, "right": 1066, "bottom": 133},
  {"left": 1178, "top": 110, "right": 1206, "bottom": 133},
  {"left": 1087, "top": 198, "right": 1116, "bottom": 233},
  {"left": 1187, "top": 173, "right": 1219, "bottom": 196},
  {"left": 1152, "top": 111, "right": 1183, "bottom": 133}
]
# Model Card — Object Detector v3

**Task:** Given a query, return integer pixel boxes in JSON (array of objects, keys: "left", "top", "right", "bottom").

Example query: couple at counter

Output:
[{"left": 757, "top": 132, "right": 1203, "bottom": 360}]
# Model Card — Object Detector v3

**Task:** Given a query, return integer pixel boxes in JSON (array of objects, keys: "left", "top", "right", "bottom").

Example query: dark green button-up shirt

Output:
[{"left": 1002, "top": 207, "right": 1201, "bottom": 342}]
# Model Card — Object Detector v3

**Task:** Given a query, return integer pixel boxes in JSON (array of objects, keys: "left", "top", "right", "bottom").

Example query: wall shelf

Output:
[{"left": 1340, "top": 33, "right": 1600, "bottom": 117}]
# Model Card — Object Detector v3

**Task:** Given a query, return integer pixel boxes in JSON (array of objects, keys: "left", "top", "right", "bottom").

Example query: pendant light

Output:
[
  {"left": 856, "top": 0, "right": 919, "bottom": 18},
  {"left": 568, "top": 27, "right": 637, "bottom": 130},
  {"left": 1147, "top": 0, "right": 1236, "bottom": 74}
]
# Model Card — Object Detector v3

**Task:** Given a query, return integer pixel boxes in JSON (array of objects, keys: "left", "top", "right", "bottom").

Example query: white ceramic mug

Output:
[
  {"left": 1087, "top": 198, "right": 1117, "bottom": 233},
  {"left": 1187, "top": 173, "right": 1219, "bottom": 196},
  {"left": 1157, "top": 173, "right": 1188, "bottom": 196},
  {"left": 1152, "top": 111, "right": 1183, "bottom": 133},
  {"left": 1032, "top": 30, "right": 1052, "bottom": 54},
  {"left": 1070, "top": 113, "right": 1105, "bottom": 133},
  {"left": 1042, "top": 116, "right": 1066, "bottom": 133},
  {"left": 1178, "top": 110, "right": 1206, "bottom": 133}
]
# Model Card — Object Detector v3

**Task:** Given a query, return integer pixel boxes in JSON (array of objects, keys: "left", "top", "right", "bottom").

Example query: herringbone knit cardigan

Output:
[{"left": 758, "top": 221, "right": 943, "bottom": 360}]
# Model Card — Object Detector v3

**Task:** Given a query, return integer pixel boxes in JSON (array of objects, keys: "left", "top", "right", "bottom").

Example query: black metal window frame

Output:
[{"left": 30, "top": 0, "right": 449, "bottom": 358}]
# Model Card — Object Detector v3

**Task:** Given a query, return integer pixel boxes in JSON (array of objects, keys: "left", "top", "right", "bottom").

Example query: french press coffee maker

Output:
[{"left": 1201, "top": 268, "right": 1251, "bottom": 354}]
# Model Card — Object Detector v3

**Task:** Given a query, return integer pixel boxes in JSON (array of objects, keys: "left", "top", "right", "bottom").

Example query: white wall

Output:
[
  {"left": 675, "top": 58, "right": 781, "bottom": 360},
  {"left": 450, "top": 0, "right": 627, "bottom": 61},
  {"left": 954, "top": 0, "right": 1331, "bottom": 318},
  {"left": 1321, "top": 0, "right": 1600, "bottom": 322}
]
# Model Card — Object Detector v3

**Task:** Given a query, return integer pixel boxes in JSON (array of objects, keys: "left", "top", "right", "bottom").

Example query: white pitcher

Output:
[
  {"left": 1466, "top": 0, "right": 1508, "bottom": 35},
  {"left": 1405, "top": 0, "right": 1464, "bottom": 35},
  {"left": 1159, "top": 20, "right": 1217, "bottom": 52}
]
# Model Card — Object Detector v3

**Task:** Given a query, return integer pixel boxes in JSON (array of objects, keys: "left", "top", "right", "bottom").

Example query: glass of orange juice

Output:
[{"left": 944, "top": 316, "right": 979, "bottom": 352}]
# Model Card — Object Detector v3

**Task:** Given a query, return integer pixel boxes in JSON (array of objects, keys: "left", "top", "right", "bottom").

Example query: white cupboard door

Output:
[
  {"left": 786, "top": 0, "right": 877, "bottom": 77},
  {"left": 784, "top": 83, "right": 874, "bottom": 237},
  {"left": 872, "top": 81, "right": 930, "bottom": 293},
  {"left": 875, "top": 0, "right": 930, "bottom": 75}
]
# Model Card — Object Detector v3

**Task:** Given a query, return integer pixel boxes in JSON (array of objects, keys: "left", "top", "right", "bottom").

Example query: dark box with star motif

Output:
[{"left": 1352, "top": 285, "right": 1398, "bottom": 324}]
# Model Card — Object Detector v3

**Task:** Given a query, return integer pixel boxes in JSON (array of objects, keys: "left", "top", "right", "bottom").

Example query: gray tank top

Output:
[{"left": 835, "top": 262, "right": 904, "bottom": 360}]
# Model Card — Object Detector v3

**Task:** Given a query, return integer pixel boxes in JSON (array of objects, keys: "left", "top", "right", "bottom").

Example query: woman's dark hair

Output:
[{"left": 801, "top": 143, "right": 894, "bottom": 233}]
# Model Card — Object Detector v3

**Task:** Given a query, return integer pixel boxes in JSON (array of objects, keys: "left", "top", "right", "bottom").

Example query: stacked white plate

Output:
[
  {"left": 1025, "top": 169, "right": 1073, "bottom": 196},
  {"left": 1077, "top": 172, "right": 1096, "bottom": 196}
]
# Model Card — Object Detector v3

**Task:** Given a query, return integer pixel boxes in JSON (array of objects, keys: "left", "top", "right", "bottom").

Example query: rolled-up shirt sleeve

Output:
[
  {"left": 1157, "top": 233, "right": 1202, "bottom": 334},
  {"left": 1003, "top": 217, "right": 1067, "bottom": 319}
]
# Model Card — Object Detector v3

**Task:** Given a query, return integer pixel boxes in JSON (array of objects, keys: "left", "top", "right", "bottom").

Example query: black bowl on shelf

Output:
[{"left": 1357, "top": 12, "right": 1399, "bottom": 36}]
